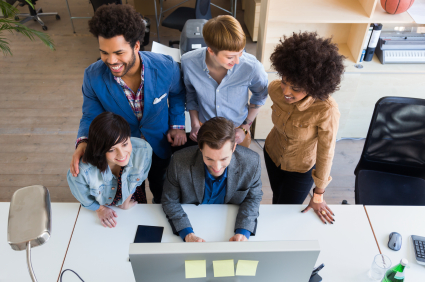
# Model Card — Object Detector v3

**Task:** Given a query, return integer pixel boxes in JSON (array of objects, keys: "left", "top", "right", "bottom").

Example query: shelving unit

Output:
[
  {"left": 256, "top": 0, "right": 424, "bottom": 73},
  {"left": 254, "top": 0, "right": 425, "bottom": 139}
]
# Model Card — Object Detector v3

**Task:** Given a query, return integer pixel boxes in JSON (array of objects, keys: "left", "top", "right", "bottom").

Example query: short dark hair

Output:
[
  {"left": 198, "top": 117, "right": 235, "bottom": 150},
  {"left": 88, "top": 4, "right": 145, "bottom": 48},
  {"left": 83, "top": 112, "right": 131, "bottom": 172},
  {"left": 270, "top": 31, "right": 345, "bottom": 100}
]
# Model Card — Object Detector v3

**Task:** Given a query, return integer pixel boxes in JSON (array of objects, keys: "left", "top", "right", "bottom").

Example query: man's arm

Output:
[
  {"left": 70, "top": 71, "right": 105, "bottom": 176},
  {"left": 167, "top": 58, "right": 187, "bottom": 146},
  {"left": 182, "top": 61, "right": 201, "bottom": 142},
  {"left": 188, "top": 110, "right": 201, "bottom": 142},
  {"left": 234, "top": 154, "right": 263, "bottom": 235},
  {"left": 239, "top": 104, "right": 262, "bottom": 133},
  {"left": 240, "top": 60, "right": 269, "bottom": 132},
  {"left": 167, "top": 58, "right": 186, "bottom": 128}
]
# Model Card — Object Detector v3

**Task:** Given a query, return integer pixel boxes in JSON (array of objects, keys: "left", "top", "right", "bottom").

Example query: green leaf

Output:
[
  {"left": 0, "top": 37, "right": 11, "bottom": 56},
  {"left": 0, "top": 1, "right": 55, "bottom": 56},
  {"left": 0, "top": 0, "right": 19, "bottom": 18}
]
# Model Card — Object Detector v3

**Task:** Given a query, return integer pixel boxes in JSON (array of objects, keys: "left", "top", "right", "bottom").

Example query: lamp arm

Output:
[{"left": 26, "top": 241, "right": 38, "bottom": 282}]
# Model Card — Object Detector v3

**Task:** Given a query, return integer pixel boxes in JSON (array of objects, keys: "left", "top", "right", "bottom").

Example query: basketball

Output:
[{"left": 381, "top": 0, "right": 415, "bottom": 14}]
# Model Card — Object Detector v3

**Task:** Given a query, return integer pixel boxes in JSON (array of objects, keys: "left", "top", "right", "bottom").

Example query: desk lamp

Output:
[{"left": 7, "top": 185, "right": 52, "bottom": 282}]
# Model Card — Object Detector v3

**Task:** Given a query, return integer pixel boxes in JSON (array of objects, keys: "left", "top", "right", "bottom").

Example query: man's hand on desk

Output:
[
  {"left": 96, "top": 206, "right": 118, "bottom": 228},
  {"left": 229, "top": 234, "right": 248, "bottom": 242},
  {"left": 185, "top": 233, "right": 206, "bottom": 242}
]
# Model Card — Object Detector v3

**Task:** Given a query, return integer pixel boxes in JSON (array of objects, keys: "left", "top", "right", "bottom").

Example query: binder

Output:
[
  {"left": 360, "top": 24, "right": 373, "bottom": 62},
  {"left": 364, "top": 23, "right": 383, "bottom": 62}
]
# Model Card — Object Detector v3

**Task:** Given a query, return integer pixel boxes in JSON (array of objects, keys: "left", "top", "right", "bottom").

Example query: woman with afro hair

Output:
[{"left": 264, "top": 31, "right": 345, "bottom": 224}]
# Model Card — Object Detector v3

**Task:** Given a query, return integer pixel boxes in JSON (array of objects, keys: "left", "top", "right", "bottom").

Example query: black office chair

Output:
[
  {"left": 162, "top": 0, "right": 211, "bottom": 32},
  {"left": 90, "top": 0, "right": 122, "bottom": 12},
  {"left": 156, "top": 0, "right": 211, "bottom": 45},
  {"left": 354, "top": 96, "right": 425, "bottom": 205},
  {"left": 11, "top": 0, "right": 60, "bottom": 31}
]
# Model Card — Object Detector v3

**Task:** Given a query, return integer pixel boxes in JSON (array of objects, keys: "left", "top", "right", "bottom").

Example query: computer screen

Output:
[{"left": 129, "top": 240, "right": 320, "bottom": 281}]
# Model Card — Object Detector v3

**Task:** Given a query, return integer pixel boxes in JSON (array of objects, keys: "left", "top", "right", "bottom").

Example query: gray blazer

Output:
[{"left": 162, "top": 145, "right": 263, "bottom": 236}]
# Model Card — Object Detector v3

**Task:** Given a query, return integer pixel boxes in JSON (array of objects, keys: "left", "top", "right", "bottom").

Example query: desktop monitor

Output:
[{"left": 129, "top": 240, "right": 320, "bottom": 281}]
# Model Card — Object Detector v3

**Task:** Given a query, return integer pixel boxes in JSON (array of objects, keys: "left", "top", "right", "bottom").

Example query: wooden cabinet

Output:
[
  {"left": 253, "top": 0, "right": 425, "bottom": 139},
  {"left": 256, "top": 0, "right": 424, "bottom": 72},
  {"left": 244, "top": 0, "right": 261, "bottom": 42}
]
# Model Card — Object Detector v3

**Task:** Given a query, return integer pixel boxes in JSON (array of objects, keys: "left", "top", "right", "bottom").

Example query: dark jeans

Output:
[
  {"left": 263, "top": 147, "right": 315, "bottom": 204},
  {"left": 140, "top": 151, "right": 170, "bottom": 203}
]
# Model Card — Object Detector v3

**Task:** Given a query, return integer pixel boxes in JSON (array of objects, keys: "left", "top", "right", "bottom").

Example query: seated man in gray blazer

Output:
[{"left": 162, "top": 117, "right": 263, "bottom": 242}]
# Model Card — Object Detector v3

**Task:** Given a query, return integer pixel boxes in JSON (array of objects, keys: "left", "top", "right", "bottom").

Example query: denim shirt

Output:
[
  {"left": 67, "top": 137, "right": 152, "bottom": 211},
  {"left": 181, "top": 47, "right": 268, "bottom": 126}
]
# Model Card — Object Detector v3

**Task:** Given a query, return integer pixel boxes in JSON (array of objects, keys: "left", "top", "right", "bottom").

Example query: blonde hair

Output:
[{"left": 202, "top": 15, "right": 246, "bottom": 54}]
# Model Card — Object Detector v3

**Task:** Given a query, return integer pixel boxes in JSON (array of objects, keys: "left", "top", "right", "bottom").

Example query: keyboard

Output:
[{"left": 412, "top": 235, "right": 425, "bottom": 266}]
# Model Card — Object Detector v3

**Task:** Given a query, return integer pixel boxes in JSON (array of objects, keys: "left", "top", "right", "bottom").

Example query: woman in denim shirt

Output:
[{"left": 67, "top": 112, "right": 152, "bottom": 228}]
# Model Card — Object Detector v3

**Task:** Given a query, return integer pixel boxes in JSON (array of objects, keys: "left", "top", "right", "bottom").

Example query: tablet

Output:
[{"left": 133, "top": 225, "right": 164, "bottom": 243}]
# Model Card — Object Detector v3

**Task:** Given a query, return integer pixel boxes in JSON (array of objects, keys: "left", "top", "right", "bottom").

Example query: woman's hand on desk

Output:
[
  {"left": 96, "top": 206, "right": 118, "bottom": 228},
  {"left": 229, "top": 234, "right": 248, "bottom": 242},
  {"left": 185, "top": 233, "right": 206, "bottom": 242},
  {"left": 302, "top": 198, "right": 335, "bottom": 224}
]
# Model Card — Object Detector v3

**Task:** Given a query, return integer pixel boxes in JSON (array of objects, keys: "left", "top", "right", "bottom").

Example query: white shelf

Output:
[
  {"left": 267, "top": 0, "right": 371, "bottom": 23},
  {"left": 265, "top": 0, "right": 416, "bottom": 24},
  {"left": 345, "top": 54, "right": 425, "bottom": 73},
  {"left": 372, "top": 4, "right": 416, "bottom": 23}
]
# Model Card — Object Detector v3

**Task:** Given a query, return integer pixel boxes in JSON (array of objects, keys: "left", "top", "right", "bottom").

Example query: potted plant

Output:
[{"left": 0, "top": 0, "right": 54, "bottom": 55}]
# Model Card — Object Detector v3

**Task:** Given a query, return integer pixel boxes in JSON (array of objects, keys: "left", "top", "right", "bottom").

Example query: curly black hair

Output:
[
  {"left": 88, "top": 4, "right": 145, "bottom": 48},
  {"left": 270, "top": 31, "right": 345, "bottom": 100}
]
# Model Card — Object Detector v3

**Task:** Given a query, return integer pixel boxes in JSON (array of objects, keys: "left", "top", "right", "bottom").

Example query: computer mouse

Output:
[{"left": 388, "top": 232, "right": 402, "bottom": 251}]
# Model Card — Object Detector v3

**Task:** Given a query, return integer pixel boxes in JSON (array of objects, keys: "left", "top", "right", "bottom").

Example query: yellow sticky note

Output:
[
  {"left": 185, "top": 260, "right": 206, "bottom": 279},
  {"left": 213, "top": 259, "right": 235, "bottom": 277},
  {"left": 236, "top": 260, "right": 259, "bottom": 276}
]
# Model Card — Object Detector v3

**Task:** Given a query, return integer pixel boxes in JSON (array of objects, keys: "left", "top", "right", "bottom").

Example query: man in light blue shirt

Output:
[{"left": 181, "top": 15, "right": 268, "bottom": 147}]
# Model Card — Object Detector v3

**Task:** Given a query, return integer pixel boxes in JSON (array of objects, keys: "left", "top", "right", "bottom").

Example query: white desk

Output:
[
  {"left": 365, "top": 206, "right": 425, "bottom": 280},
  {"left": 0, "top": 203, "right": 80, "bottom": 282},
  {"left": 63, "top": 204, "right": 378, "bottom": 282}
]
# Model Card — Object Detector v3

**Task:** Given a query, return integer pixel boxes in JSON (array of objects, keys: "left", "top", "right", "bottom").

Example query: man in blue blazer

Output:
[{"left": 69, "top": 4, "right": 187, "bottom": 203}]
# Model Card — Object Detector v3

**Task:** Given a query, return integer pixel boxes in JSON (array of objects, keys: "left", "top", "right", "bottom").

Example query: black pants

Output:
[
  {"left": 140, "top": 151, "right": 170, "bottom": 203},
  {"left": 144, "top": 135, "right": 197, "bottom": 203},
  {"left": 263, "top": 147, "right": 315, "bottom": 204},
  {"left": 170, "top": 133, "right": 198, "bottom": 154}
]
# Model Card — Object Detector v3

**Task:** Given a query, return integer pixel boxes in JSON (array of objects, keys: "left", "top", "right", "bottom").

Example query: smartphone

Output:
[{"left": 133, "top": 225, "right": 164, "bottom": 243}]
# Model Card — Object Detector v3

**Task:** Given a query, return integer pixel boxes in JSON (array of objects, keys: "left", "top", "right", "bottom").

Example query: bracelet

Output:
[
  {"left": 76, "top": 139, "right": 88, "bottom": 149},
  {"left": 313, "top": 188, "right": 325, "bottom": 195}
]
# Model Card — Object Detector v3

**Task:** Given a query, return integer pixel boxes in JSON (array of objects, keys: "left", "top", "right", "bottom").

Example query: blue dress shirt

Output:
[
  {"left": 181, "top": 47, "right": 268, "bottom": 126},
  {"left": 178, "top": 165, "right": 251, "bottom": 241}
]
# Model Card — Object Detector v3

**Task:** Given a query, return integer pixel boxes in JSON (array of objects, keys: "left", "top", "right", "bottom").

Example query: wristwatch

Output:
[{"left": 312, "top": 188, "right": 324, "bottom": 204}]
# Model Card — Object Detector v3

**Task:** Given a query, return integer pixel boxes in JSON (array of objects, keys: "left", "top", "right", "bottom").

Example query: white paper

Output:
[
  {"left": 151, "top": 41, "right": 181, "bottom": 63},
  {"left": 407, "top": 0, "right": 425, "bottom": 24}
]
